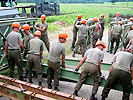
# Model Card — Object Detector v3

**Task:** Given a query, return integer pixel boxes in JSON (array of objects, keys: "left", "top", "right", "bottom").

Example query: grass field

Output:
[
  {"left": 15, "top": 2, "right": 133, "bottom": 28},
  {"left": 47, "top": 3, "right": 133, "bottom": 26}
]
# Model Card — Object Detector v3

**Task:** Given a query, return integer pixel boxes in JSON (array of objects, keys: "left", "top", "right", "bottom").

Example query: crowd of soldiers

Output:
[{"left": 4, "top": 12, "right": 133, "bottom": 100}]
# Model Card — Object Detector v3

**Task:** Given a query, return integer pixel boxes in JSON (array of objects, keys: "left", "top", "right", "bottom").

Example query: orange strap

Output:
[{"left": 96, "top": 24, "right": 101, "bottom": 32}]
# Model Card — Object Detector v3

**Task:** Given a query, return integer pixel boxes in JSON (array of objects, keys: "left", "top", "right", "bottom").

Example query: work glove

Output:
[
  {"left": 74, "top": 68, "right": 79, "bottom": 74},
  {"left": 99, "top": 71, "right": 102, "bottom": 76},
  {"left": 5, "top": 54, "right": 8, "bottom": 59},
  {"left": 61, "top": 64, "right": 65, "bottom": 68},
  {"left": 132, "top": 80, "right": 133, "bottom": 86}
]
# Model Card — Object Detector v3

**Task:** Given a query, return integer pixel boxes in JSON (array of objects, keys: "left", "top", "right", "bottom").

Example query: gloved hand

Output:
[
  {"left": 5, "top": 54, "right": 8, "bottom": 59},
  {"left": 132, "top": 80, "right": 133, "bottom": 86},
  {"left": 100, "top": 75, "right": 105, "bottom": 80},
  {"left": 74, "top": 68, "right": 79, "bottom": 74},
  {"left": 99, "top": 71, "right": 102, "bottom": 76},
  {"left": 61, "top": 64, "right": 65, "bottom": 68}
]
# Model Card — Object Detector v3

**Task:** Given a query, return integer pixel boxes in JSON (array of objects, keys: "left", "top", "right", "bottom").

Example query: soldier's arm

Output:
[
  {"left": 98, "top": 59, "right": 102, "bottom": 74},
  {"left": 62, "top": 54, "right": 65, "bottom": 67},
  {"left": 19, "top": 40, "right": 24, "bottom": 52},
  {"left": 131, "top": 66, "right": 133, "bottom": 85},
  {"left": 110, "top": 62, "right": 114, "bottom": 72},
  {"left": 5, "top": 41, "right": 8, "bottom": 56},
  {"left": 38, "top": 26, "right": 47, "bottom": 32},
  {"left": 40, "top": 50, "right": 43, "bottom": 61},
  {"left": 76, "top": 56, "right": 86, "bottom": 69},
  {"left": 75, "top": 21, "right": 80, "bottom": 28},
  {"left": 34, "top": 23, "right": 38, "bottom": 28}
]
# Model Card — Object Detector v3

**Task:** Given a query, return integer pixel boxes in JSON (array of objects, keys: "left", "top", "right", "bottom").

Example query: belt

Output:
[
  {"left": 29, "top": 53, "right": 40, "bottom": 56},
  {"left": 8, "top": 49, "right": 19, "bottom": 50}
]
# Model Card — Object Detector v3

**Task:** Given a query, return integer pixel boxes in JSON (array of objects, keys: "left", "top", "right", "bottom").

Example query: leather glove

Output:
[
  {"left": 132, "top": 80, "right": 133, "bottom": 86},
  {"left": 99, "top": 71, "right": 102, "bottom": 76},
  {"left": 61, "top": 64, "right": 65, "bottom": 68},
  {"left": 5, "top": 54, "right": 8, "bottom": 59},
  {"left": 74, "top": 68, "right": 79, "bottom": 74}
]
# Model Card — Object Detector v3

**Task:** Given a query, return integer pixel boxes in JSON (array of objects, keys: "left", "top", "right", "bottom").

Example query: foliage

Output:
[{"left": 47, "top": 3, "right": 133, "bottom": 27}]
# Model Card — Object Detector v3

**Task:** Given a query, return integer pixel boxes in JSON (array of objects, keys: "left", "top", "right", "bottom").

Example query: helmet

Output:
[
  {"left": 123, "top": 49, "right": 131, "bottom": 53},
  {"left": 81, "top": 19, "right": 86, "bottom": 24},
  {"left": 40, "top": 14, "right": 46, "bottom": 20},
  {"left": 117, "top": 12, "right": 120, "bottom": 16},
  {"left": 119, "top": 21, "right": 123, "bottom": 25},
  {"left": 93, "top": 17, "right": 98, "bottom": 22},
  {"left": 100, "top": 14, "right": 104, "bottom": 17},
  {"left": 58, "top": 32, "right": 68, "bottom": 40},
  {"left": 34, "top": 31, "right": 41, "bottom": 37},
  {"left": 130, "top": 17, "right": 133, "bottom": 21},
  {"left": 12, "top": 22, "right": 20, "bottom": 28},
  {"left": 131, "top": 26, "right": 133, "bottom": 30},
  {"left": 77, "top": 14, "right": 82, "bottom": 19},
  {"left": 95, "top": 41, "right": 106, "bottom": 48},
  {"left": 22, "top": 24, "right": 30, "bottom": 30}
]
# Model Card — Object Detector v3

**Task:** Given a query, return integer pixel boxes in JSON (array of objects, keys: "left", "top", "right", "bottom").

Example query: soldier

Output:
[
  {"left": 99, "top": 14, "right": 105, "bottom": 41},
  {"left": 124, "top": 26, "right": 133, "bottom": 49},
  {"left": 73, "top": 41, "right": 106, "bottom": 100},
  {"left": 35, "top": 14, "right": 49, "bottom": 52},
  {"left": 128, "top": 17, "right": 133, "bottom": 24},
  {"left": 47, "top": 32, "right": 68, "bottom": 91},
  {"left": 110, "top": 21, "right": 123, "bottom": 54},
  {"left": 27, "top": 31, "right": 45, "bottom": 86},
  {"left": 72, "top": 19, "right": 88, "bottom": 58},
  {"left": 70, "top": 14, "right": 82, "bottom": 51},
  {"left": 22, "top": 24, "right": 33, "bottom": 59},
  {"left": 89, "top": 17, "right": 101, "bottom": 48},
  {"left": 101, "top": 49, "right": 133, "bottom": 100},
  {"left": 113, "top": 12, "right": 123, "bottom": 22},
  {"left": 5, "top": 22, "right": 24, "bottom": 81}
]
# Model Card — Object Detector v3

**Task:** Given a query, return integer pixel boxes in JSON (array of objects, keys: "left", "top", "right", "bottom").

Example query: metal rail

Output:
[
  {"left": 0, "top": 75, "right": 86, "bottom": 100},
  {"left": 0, "top": 17, "right": 37, "bottom": 26},
  {"left": 0, "top": 56, "right": 133, "bottom": 93}
]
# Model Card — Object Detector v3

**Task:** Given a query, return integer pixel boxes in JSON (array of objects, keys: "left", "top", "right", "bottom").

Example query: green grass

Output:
[
  {"left": 15, "top": 2, "right": 133, "bottom": 27},
  {"left": 49, "top": 3, "right": 133, "bottom": 27}
]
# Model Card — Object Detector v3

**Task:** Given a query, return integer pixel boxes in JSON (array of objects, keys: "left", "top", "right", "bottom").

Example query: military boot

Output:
[
  {"left": 72, "top": 52, "right": 75, "bottom": 57},
  {"left": 39, "top": 81, "right": 42, "bottom": 86},
  {"left": 29, "top": 79, "right": 33, "bottom": 83},
  {"left": 54, "top": 87, "right": 59, "bottom": 91},
  {"left": 70, "top": 45, "right": 75, "bottom": 51},
  {"left": 19, "top": 76, "right": 24, "bottom": 81},
  {"left": 48, "top": 84, "right": 52, "bottom": 89},
  {"left": 101, "top": 97, "right": 105, "bottom": 100},
  {"left": 90, "top": 94, "right": 97, "bottom": 100},
  {"left": 73, "top": 90, "right": 78, "bottom": 96},
  {"left": 82, "top": 53, "right": 84, "bottom": 58}
]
